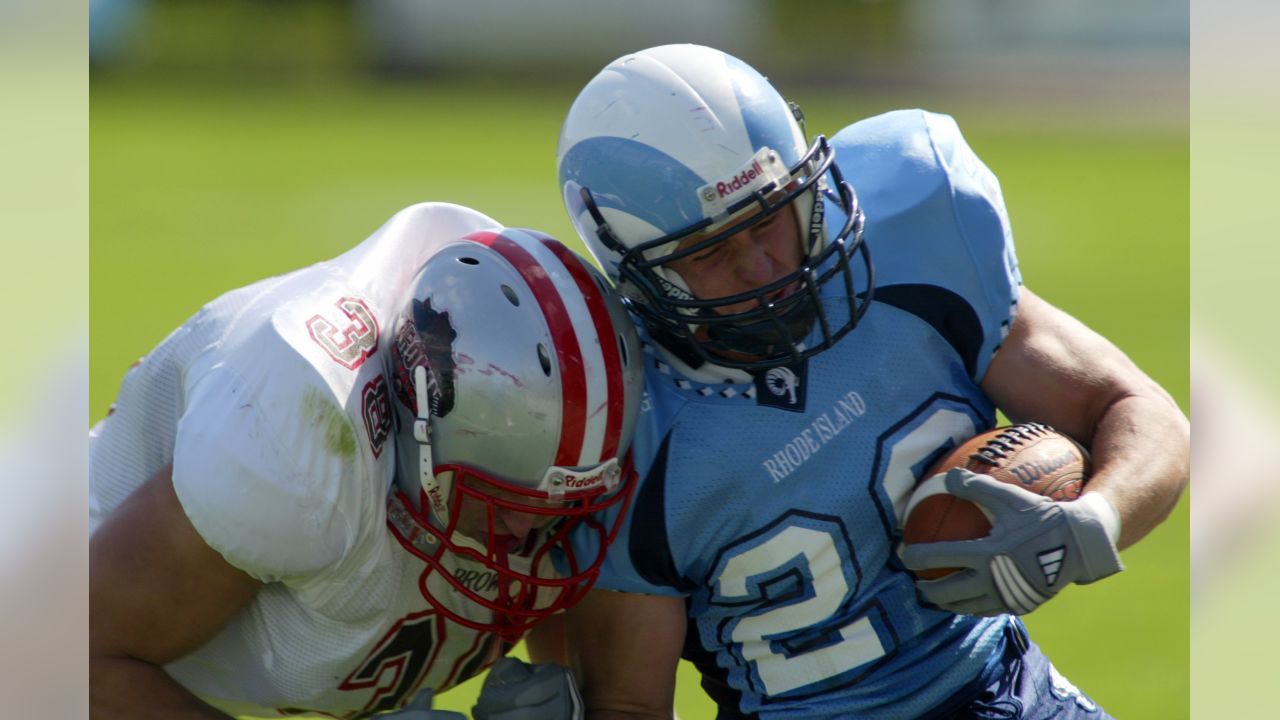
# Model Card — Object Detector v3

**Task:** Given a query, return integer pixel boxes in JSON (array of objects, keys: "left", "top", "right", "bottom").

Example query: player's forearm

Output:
[
  {"left": 576, "top": 676, "right": 678, "bottom": 720},
  {"left": 584, "top": 707, "right": 675, "bottom": 720},
  {"left": 524, "top": 613, "right": 568, "bottom": 665},
  {"left": 91, "top": 655, "right": 233, "bottom": 720},
  {"left": 1083, "top": 388, "right": 1190, "bottom": 549}
]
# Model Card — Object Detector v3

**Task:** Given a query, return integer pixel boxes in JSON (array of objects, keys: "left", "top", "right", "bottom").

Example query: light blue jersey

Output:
[{"left": 573, "top": 110, "right": 1023, "bottom": 718}]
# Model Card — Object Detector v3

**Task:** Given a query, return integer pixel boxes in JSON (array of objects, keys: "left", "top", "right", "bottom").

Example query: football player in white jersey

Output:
[
  {"left": 551, "top": 45, "right": 1190, "bottom": 718},
  {"left": 89, "top": 203, "right": 644, "bottom": 719}
]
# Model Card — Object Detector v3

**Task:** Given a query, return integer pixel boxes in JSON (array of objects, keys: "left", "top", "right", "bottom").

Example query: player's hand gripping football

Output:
[{"left": 901, "top": 468, "right": 1125, "bottom": 616}]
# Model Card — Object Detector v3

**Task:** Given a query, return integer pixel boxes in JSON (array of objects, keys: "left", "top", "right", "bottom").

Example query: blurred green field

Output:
[{"left": 90, "top": 76, "right": 1188, "bottom": 719}]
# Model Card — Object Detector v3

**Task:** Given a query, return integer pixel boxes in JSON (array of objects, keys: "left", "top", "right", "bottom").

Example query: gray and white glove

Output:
[
  {"left": 471, "top": 657, "right": 583, "bottom": 720},
  {"left": 379, "top": 688, "right": 468, "bottom": 719},
  {"left": 901, "top": 468, "right": 1124, "bottom": 616}
]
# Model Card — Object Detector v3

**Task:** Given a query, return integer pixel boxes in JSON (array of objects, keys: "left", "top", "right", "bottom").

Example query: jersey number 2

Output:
[
  {"left": 712, "top": 515, "right": 884, "bottom": 696},
  {"left": 708, "top": 401, "right": 980, "bottom": 697}
]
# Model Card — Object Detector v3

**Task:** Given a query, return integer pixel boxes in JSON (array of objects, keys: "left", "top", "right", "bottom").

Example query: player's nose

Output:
[
  {"left": 497, "top": 508, "right": 543, "bottom": 540},
  {"left": 728, "top": 232, "right": 778, "bottom": 288}
]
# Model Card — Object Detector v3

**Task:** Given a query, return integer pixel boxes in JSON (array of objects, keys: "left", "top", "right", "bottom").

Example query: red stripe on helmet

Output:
[
  {"left": 541, "top": 238, "right": 625, "bottom": 461},
  {"left": 469, "top": 230, "right": 586, "bottom": 467}
]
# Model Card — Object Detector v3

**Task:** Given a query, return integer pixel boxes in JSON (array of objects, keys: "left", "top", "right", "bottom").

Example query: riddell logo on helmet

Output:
[
  {"left": 697, "top": 148, "right": 788, "bottom": 215},
  {"left": 715, "top": 160, "right": 765, "bottom": 199},
  {"left": 545, "top": 462, "right": 613, "bottom": 492},
  {"left": 562, "top": 472, "right": 602, "bottom": 489},
  {"left": 544, "top": 458, "right": 619, "bottom": 494}
]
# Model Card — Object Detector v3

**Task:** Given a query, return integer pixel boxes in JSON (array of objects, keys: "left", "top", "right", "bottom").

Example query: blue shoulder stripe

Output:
[
  {"left": 628, "top": 432, "right": 696, "bottom": 592},
  {"left": 873, "top": 284, "right": 983, "bottom": 379}
]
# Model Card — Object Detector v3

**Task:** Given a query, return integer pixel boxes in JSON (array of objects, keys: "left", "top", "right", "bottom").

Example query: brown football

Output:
[{"left": 902, "top": 423, "right": 1091, "bottom": 579}]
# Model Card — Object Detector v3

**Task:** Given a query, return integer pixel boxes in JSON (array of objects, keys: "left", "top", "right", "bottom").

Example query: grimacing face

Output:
[
  {"left": 663, "top": 204, "right": 804, "bottom": 315},
  {"left": 450, "top": 473, "right": 570, "bottom": 545}
]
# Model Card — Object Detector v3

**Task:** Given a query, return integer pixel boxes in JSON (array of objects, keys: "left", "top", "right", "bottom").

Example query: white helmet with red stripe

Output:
[{"left": 384, "top": 227, "right": 644, "bottom": 638}]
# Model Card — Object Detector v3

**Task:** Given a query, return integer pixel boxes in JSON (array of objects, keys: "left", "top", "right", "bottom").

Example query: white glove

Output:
[
  {"left": 378, "top": 688, "right": 468, "bottom": 719},
  {"left": 901, "top": 468, "right": 1124, "bottom": 616},
  {"left": 471, "top": 657, "right": 583, "bottom": 720}
]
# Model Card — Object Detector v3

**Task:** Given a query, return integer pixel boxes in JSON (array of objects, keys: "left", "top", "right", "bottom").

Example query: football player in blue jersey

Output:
[{"left": 542, "top": 44, "right": 1189, "bottom": 718}]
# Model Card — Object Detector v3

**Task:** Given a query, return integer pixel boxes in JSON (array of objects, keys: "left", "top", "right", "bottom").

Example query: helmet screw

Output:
[{"left": 700, "top": 187, "right": 717, "bottom": 202}]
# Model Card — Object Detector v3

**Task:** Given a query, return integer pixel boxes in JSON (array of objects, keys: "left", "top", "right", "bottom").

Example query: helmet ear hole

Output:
[
  {"left": 536, "top": 343, "right": 553, "bottom": 376},
  {"left": 501, "top": 284, "right": 520, "bottom": 307}
]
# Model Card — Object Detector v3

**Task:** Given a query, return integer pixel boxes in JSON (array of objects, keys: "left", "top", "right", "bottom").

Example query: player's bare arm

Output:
[
  {"left": 565, "top": 590, "right": 685, "bottom": 720},
  {"left": 90, "top": 465, "right": 262, "bottom": 720},
  {"left": 524, "top": 612, "right": 569, "bottom": 665},
  {"left": 981, "top": 287, "right": 1190, "bottom": 549}
]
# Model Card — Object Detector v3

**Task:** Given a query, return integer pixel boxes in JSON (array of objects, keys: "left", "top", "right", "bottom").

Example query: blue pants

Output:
[{"left": 927, "top": 619, "right": 1112, "bottom": 719}]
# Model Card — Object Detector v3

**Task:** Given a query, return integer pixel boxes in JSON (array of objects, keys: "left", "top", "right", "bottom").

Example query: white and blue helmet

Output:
[{"left": 556, "top": 44, "right": 871, "bottom": 370}]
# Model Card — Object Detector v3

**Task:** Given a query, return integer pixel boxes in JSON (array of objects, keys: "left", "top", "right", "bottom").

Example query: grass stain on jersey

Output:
[{"left": 303, "top": 387, "right": 356, "bottom": 459}]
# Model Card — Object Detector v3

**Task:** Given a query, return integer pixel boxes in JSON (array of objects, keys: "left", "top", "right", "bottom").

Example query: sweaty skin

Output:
[{"left": 664, "top": 205, "right": 804, "bottom": 317}]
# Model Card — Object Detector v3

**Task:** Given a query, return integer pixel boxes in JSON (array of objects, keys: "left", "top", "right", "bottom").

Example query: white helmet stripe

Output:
[
  {"left": 608, "top": 49, "right": 751, "bottom": 164},
  {"left": 540, "top": 238, "right": 626, "bottom": 463},
  {"left": 473, "top": 231, "right": 616, "bottom": 468},
  {"left": 515, "top": 233, "right": 620, "bottom": 467}
]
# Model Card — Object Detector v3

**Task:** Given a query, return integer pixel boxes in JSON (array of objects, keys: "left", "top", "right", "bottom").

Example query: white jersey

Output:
[{"left": 90, "top": 203, "right": 537, "bottom": 718}]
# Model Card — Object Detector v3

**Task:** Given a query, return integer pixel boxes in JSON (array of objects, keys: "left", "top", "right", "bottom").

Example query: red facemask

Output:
[{"left": 386, "top": 453, "right": 636, "bottom": 642}]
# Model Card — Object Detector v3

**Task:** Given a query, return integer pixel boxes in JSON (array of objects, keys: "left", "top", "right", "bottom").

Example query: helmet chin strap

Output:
[
  {"left": 413, "top": 365, "right": 451, "bottom": 521},
  {"left": 407, "top": 366, "right": 513, "bottom": 555}
]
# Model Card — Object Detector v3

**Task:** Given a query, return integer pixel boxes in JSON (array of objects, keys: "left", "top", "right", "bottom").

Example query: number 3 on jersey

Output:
[{"left": 307, "top": 296, "right": 380, "bottom": 370}]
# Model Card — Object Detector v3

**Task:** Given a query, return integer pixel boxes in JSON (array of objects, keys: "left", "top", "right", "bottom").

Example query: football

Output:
[{"left": 902, "top": 422, "right": 1091, "bottom": 579}]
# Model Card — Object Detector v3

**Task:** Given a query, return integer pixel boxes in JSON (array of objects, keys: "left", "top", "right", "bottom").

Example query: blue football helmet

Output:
[{"left": 556, "top": 44, "right": 872, "bottom": 370}]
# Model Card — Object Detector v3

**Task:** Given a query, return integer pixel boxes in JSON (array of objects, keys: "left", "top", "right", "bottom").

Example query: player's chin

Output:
[{"left": 721, "top": 294, "right": 792, "bottom": 318}]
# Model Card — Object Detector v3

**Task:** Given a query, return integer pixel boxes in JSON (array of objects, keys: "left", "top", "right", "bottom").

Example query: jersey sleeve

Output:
[
  {"left": 832, "top": 109, "right": 1022, "bottom": 382},
  {"left": 172, "top": 363, "right": 357, "bottom": 582},
  {"left": 569, "top": 414, "right": 688, "bottom": 597}
]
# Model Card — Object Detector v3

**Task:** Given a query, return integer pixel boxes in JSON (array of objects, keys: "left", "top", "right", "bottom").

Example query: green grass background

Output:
[{"left": 90, "top": 76, "right": 1188, "bottom": 718}]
